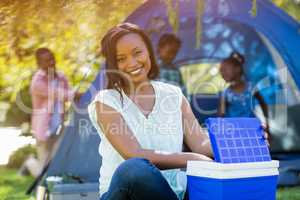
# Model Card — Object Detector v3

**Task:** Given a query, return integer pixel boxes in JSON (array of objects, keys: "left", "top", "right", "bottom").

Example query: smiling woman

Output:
[
  {"left": 88, "top": 23, "right": 213, "bottom": 200},
  {"left": 101, "top": 23, "right": 159, "bottom": 99}
]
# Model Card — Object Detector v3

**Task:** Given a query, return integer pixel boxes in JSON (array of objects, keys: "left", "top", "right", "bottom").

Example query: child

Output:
[
  {"left": 219, "top": 52, "right": 270, "bottom": 134},
  {"left": 157, "top": 33, "right": 187, "bottom": 96}
]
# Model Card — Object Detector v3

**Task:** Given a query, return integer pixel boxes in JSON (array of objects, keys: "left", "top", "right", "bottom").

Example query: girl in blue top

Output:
[{"left": 219, "top": 52, "right": 270, "bottom": 134}]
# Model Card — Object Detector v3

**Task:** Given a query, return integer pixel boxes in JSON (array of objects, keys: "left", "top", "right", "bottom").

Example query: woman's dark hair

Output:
[
  {"left": 222, "top": 51, "right": 245, "bottom": 75},
  {"left": 101, "top": 23, "right": 159, "bottom": 100}
]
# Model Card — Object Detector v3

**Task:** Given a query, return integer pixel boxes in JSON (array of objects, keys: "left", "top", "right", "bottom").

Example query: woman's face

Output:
[{"left": 116, "top": 33, "right": 151, "bottom": 86}]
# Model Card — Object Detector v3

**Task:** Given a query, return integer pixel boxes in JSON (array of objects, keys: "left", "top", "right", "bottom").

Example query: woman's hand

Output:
[
  {"left": 188, "top": 153, "right": 213, "bottom": 162},
  {"left": 261, "top": 123, "right": 271, "bottom": 146}
]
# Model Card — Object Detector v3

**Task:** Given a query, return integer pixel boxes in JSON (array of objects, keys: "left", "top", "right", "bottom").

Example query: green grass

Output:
[
  {"left": 277, "top": 186, "right": 300, "bottom": 200},
  {"left": 0, "top": 166, "right": 35, "bottom": 200},
  {"left": 0, "top": 166, "right": 300, "bottom": 200}
]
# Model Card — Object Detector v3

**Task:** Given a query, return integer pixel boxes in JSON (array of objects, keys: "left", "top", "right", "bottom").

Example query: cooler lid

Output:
[
  {"left": 205, "top": 118, "right": 271, "bottom": 163},
  {"left": 187, "top": 160, "right": 279, "bottom": 179}
]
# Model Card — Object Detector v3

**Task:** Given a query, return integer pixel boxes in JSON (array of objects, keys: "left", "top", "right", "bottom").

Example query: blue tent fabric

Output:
[
  {"left": 45, "top": 66, "right": 106, "bottom": 182},
  {"left": 221, "top": 0, "right": 300, "bottom": 88},
  {"left": 45, "top": 0, "right": 300, "bottom": 184}
]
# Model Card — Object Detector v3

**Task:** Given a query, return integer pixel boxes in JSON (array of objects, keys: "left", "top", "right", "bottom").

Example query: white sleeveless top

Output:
[{"left": 88, "top": 81, "right": 187, "bottom": 199}]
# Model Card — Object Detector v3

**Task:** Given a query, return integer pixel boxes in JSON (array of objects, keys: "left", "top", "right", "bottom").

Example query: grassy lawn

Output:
[
  {"left": 0, "top": 167, "right": 35, "bottom": 200},
  {"left": 0, "top": 166, "right": 300, "bottom": 200},
  {"left": 277, "top": 186, "right": 300, "bottom": 200}
]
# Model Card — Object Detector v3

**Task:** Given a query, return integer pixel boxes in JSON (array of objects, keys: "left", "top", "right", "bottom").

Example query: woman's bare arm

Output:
[
  {"left": 95, "top": 102, "right": 211, "bottom": 170},
  {"left": 181, "top": 96, "right": 213, "bottom": 158}
]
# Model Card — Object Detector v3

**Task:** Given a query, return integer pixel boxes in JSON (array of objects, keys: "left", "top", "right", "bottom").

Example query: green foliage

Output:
[
  {"left": 0, "top": 0, "right": 142, "bottom": 102},
  {"left": 250, "top": 0, "right": 257, "bottom": 17},
  {"left": 7, "top": 144, "right": 37, "bottom": 169},
  {"left": 0, "top": 0, "right": 143, "bottom": 125},
  {"left": 166, "top": 0, "right": 179, "bottom": 34},
  {"left": 196, "top": 0, "right": 205, "bottom": 49},
  {"left": 4, "top": 85, "right": 32, "bottom": 127},
  {"left": 272, "top": 0, "right": 300, "bottom": 21}
]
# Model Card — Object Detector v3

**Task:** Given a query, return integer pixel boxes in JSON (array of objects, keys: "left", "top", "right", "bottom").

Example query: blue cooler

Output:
[{"left": 187, "top": 160, "right": 279, "bottom": 200}]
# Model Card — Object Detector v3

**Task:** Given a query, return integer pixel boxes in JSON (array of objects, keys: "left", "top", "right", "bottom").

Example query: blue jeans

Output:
[{"left": 99, "top": 158, "right": 186, "bottom": 200}]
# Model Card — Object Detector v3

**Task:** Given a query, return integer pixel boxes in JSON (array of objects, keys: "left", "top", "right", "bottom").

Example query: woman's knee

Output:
[
  {"left": 110, "top": 158, "right": 178, "bottom": 200},
  {"left": 114, "top": 158, "right": 156, "bottom": 184}
]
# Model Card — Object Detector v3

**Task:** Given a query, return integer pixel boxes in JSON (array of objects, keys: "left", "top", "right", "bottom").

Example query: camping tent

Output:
[{"left": 44, "top": 0, "right": 300, "bottom": 191}]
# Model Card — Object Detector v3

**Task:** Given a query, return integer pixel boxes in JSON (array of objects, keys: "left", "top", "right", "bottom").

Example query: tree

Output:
[
  {"left": 272, "top": 0, "right": 300, "bottom": 21},
  {"left": 0, "top": 0, "right": 143, "bottom": 102},
  {"left": 0, "top": 0, "right": 143, "bottom": 126}
]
